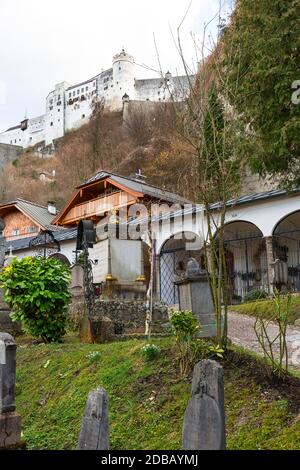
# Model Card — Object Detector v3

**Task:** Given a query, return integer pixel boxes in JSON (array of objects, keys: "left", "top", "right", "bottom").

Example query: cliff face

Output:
[
  {"left": 0, "top": 143, "right": 22, "bottom": 167},
  {"left": 0, "top": 105, "right": 278, "bottom": 208}
]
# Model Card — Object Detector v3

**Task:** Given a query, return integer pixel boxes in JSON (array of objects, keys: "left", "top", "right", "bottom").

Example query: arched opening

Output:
[
  {"left": 159, "top": 231, "right": 203, "bottom": 305},
  {"left": 273, "top": 210, "right": 300, "bottom": 291},
  {"left": 49, "top": 253, "right": 71, "bottom": 266},
  {"left": 217, "top": 221, "right": 268, "bottom": 302}
]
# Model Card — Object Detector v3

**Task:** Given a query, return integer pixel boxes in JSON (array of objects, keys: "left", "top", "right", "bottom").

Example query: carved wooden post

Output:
[
  {"left": 182, "top": 359, "right": 226, "bottom": 450},
  {"left": 78, "top": 387, "right": 109, "bottom": 450}
]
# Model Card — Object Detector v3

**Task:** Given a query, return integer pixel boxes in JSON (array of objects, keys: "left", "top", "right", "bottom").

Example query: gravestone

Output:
[
  {"left": 0, "top": 332, "right": 22, "bottom": 449},
  {"left": 70, "top": 264, "right": 84, "bottom": 297},
  {"left": 182, "top": 359, "right": 226, "bottom": 450},
  {"left": 78, "top": 387, "right": 110, "bottom": 450},
  {"left": 175, "top": 257, "right": 216, "bottom": 337}
]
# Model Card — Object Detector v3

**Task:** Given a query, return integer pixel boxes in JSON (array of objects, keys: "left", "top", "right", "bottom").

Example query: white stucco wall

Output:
[{"left": 153, "top": 193, "right": 300, "bottom": 254}]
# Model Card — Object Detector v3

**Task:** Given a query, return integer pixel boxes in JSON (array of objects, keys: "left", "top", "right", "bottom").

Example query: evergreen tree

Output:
[{"left": 221, "top": 0, "right": 300, "bottom": 185}]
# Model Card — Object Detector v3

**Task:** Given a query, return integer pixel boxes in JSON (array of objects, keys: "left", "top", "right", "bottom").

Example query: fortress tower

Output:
[
  {"left": 111, "top": 49, "right": 135, "bottom": 110},
  {"left": 0, "top": 49, "right": 194, "bottom": 150}
]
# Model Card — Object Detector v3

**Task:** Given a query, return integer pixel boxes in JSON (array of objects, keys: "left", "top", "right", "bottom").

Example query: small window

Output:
[
  {"left": 12, "top": 229, "right": 19, "bottom": 236},
  {"left": 73, "top": 91, "right": 75, "bottom": 96},
  {"left": 58, "top": 109, "right": 60, "bottom": 112},
  {"left": 27, "top": 226, "right": 36, "bottom": 234},
  {"left": 85, "top": 86, "right": 88, "bottom": 91},
  {"left": 69, "top": 92, "right": 71, "bottom": 97},
  {"left": 77, "top": 89, "right": 80, "bottom": 95},
  {"left": 82, "top": 114, "right": 85, "bottom": 119},
  {"left": 50, "top": 122, "right": 53, "bottom": 126},
  {"left": 81, "top": 88, "right": 84, "bottom": 93}
]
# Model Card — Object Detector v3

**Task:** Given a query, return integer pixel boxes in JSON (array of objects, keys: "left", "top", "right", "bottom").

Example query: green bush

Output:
[
  {"left": 169, "top": 309, "right": 200, "bottom": 377},
  {"left": 244, "top": 290, "right": 268, "bottom": 302},
  {"left": 0, "top": 257, "right": 71, "bottom": 343}
]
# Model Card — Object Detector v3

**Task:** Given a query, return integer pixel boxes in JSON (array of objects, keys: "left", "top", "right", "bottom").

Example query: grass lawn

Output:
[
  {"left": 16, "top": 335, "right": 300, "bottom": 450},
  {"left": 231, "top": 295, "right": 300, "bottom": 325}
]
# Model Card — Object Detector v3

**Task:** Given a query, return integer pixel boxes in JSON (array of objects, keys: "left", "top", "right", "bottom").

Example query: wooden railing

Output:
[{"left": 62, "top": 191, "right": 136, "bottom": 224}]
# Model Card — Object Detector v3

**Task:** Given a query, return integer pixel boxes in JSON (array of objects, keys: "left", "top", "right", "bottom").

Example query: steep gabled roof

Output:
[
  {"left": 80, "top": 170, "right": 190, "bottom": 205},
  {"left": 0, "top": 198, "right": 59, "bottom": 231},
  {"left": 53, "top": 170, "right": 190, "bottom": 226}
]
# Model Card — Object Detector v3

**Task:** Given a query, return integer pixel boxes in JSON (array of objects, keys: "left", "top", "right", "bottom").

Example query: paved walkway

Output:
[{"left": 228, "top": 311, "right": 300, "bottom": 370}]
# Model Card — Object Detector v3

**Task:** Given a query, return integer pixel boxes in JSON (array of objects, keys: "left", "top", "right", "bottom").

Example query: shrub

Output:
[
  {"left": 244, "top": 290, "right": 268, "bottom": 302},
  {"left": 169, "top": 309, "right": 201, "bottom": 377},
  {"left": 0, "top": 257, "right": 71, "bottom": 343},
  {"left": 140, "top": 343, "right": 161, "bottom": 361}
]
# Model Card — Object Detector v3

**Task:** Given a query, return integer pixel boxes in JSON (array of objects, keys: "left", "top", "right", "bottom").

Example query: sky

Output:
[{"left": 0, "top": 0, "right": 233, "bottom": 132}]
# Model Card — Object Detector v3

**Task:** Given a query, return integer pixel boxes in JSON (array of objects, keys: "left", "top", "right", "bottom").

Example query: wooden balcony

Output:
[{"left": 62, "top": 190, "right": 137, "bottom": 225}]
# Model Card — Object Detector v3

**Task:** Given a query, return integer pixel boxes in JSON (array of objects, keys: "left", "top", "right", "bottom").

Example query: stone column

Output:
[
  {"left": 0, "top": 333, "right": 22, "bottom": 449},
  {"left": 265, "top": 236, "right": 274, "bottom": 294}
]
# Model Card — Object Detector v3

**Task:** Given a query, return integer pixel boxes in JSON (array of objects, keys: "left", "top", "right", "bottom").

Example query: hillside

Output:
[
  {"left": 0, "top": 104, "right": 197, "bottom": 208},
  {"left": 16, "top": 335, "right": 300, "bottom": 450}
]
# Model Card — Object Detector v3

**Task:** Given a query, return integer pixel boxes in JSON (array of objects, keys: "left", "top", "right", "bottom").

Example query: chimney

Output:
[{"left": 47, "top": 201, "right": 57, "bottom": 216}]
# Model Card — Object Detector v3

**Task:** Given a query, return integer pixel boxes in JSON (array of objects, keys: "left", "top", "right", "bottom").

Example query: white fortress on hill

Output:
[{"left": 0, "top": 50, "right": 193, "bottom": 149}]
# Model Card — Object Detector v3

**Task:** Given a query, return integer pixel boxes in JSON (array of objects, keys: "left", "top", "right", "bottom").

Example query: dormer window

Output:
[{"left": 12, "top": 228, "right": 19, "bottom": 236}]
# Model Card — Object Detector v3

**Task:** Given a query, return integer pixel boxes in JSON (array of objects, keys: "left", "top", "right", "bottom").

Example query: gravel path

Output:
[{"left": 228, "top": 311, "right": 300, "bottom": 370}]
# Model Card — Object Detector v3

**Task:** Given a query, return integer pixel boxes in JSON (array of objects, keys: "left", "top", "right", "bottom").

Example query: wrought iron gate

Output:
[{"left": 160, "top": 242, "right": 203, "bottom": 305}]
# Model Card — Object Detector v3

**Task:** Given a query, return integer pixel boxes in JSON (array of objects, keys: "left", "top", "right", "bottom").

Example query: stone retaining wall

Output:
[
  {"left": 69, "top": 296, "right": 169, "bottom": 334},
  {"left": 0, "top": 309, "right": 22, "bottom": 335}
]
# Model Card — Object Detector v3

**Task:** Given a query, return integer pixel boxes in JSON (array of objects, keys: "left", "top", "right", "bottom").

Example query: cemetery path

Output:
[{"left": 227, "top": 311, "right": 300, "bottom": 371}]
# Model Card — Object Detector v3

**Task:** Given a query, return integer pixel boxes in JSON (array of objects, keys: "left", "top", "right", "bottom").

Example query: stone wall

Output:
[
  {"left": 0, "top": 143, "right": 22, "bottom": 168},
  {"left": 69, "top": 296, "right": 169, "bottom": 334},
  {"left": 0, "top": 309, "right": 21, "bottom": 335}
]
